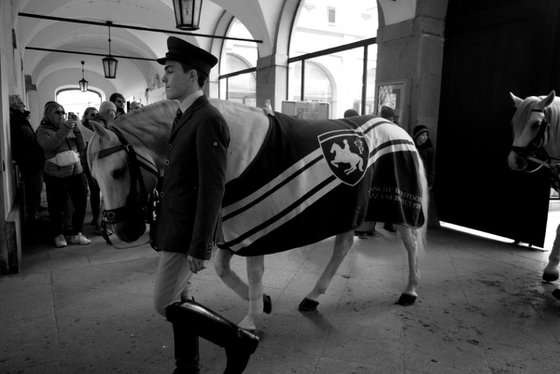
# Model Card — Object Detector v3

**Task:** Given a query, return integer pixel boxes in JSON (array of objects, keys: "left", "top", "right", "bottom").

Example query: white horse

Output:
[
  {"left": 87, "top": 99, "right": 428, "bottom": 331},
  {"left": 508, "top": 90, "right": 560, "bottom": 287},
  {"left": 330, "top": 140, "right": 364, "bottom": 175}
]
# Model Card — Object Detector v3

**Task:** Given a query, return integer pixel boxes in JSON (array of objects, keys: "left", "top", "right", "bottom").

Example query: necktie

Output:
[{"left": 172, "top": 108, "right": 183, "bottom": 127}]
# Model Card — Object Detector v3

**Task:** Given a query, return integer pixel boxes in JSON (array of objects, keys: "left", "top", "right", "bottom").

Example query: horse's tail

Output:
[{"left": 415, "top": 153, "right": 429, "bottom": 253}]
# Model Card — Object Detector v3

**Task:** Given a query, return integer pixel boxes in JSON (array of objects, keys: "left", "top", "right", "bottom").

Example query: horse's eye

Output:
[
  {"left": 531, "top": 121, "right": 541, "bottom": 129},
  {"left": 112, "top": 167, "right": 127, "bottom": 179}
]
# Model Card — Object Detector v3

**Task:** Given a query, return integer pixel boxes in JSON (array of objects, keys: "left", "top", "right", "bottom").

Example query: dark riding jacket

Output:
[{"left": 154, "top": 96, "right": 230, "bottom": 260}]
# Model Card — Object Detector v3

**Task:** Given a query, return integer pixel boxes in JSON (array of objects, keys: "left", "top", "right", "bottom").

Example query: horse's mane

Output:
[{"left": 110, "top": 100, "right": 179, "bottom": 145}]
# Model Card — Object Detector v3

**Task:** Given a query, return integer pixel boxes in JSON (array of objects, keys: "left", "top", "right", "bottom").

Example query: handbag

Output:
[{"left": 48, "top": 150, "right": 80, "bottom": 167}]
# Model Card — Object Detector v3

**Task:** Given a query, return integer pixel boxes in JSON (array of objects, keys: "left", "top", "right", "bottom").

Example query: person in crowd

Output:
[
  {"left": 129, "top": 101, "right": 143, "bottom": 111},
  {"left": 98, "top": 101, "right": 117, "bottom": 125},
  {"left": 412, "top": 124, "right": 439, "bottom": 228},
  {"left": 343, "top": 108, "right": 359, "bottom": 118},
  {"left": 80, "top": 107, "right": 102, "bottom": 234},
  {"left": 152, "top": 36, "right": 259, "bottom": 374},
  {"left": 412, "top": 125, "right": 435, "bottom": 189},
  {"left": 37, "top": 101, "right": 91, "bottom": 248},
  {"left": 109, "top": 92, "right": 126, "bottom": 117},
  {"left": 9, "top": 94, "right": 45, "bottom": 224}
]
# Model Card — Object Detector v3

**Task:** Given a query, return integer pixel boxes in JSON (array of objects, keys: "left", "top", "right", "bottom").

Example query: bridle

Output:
[
  {"left": 96, "top": 127, "right": 158, "bottom": 245},
  {"left": 510, "top": 107, "right": 560, "bottom": 190}
]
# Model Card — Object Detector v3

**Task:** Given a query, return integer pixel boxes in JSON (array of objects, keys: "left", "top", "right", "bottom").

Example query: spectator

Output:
[
  {"left": 9, "top": 94, "right": 45, "bottom": 224},
  {"left": 343, "top": 108, "right": 359, "bottom": 118},
  {"left": 129, "top": 101, "right": 143, "bottom": 111},
  {"left": 80, "top": 107, "right": 102, "bottom": 234},
  {"left": 109, "top": 92, "right": 126, "bottom": 117},
  {"left": 98, "top": 101, "right": 117, "bottom": 125},
  {"left": 37, "top": 101, "right": 91, "bottom": 248},
  {"left": 412, "top": 124, "right": 439, "bottom": 228}
]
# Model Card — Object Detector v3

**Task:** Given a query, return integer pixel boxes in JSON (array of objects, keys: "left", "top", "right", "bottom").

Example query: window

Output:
[{"left": 219, "top": 18, "right": 257, "bottom": 105}]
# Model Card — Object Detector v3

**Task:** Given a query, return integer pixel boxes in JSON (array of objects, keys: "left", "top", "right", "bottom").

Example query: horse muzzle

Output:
[
  {"left": 102, "top": 206, "right": 147, "bottom": 243},
  {"left": 508, "top": 150, "right": 528, "bottom": 171}
]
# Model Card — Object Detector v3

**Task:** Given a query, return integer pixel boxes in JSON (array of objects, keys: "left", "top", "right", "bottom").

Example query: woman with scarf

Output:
[{"left": 37, "top": 101, "right": 91, "bottom": 248}]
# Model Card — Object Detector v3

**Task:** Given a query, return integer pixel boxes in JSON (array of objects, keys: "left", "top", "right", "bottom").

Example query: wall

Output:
[
  {"left": 0, "top": 0, "right": 23, "bottom": 274},
  {"left": 376, "top": 0, "right": 447, "bottom": 146}
]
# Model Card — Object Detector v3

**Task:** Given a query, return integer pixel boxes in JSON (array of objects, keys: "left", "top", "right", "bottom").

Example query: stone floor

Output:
[{"left": 2, "top": 205, "right": 560, "bottom": 374}]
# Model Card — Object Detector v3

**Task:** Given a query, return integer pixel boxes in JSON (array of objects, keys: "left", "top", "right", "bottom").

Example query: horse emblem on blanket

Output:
[{"left": 318, "top": 130, "right": 369, "bottom": 186}]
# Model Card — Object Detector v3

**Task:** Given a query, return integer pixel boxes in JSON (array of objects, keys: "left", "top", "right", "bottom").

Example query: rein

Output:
[{"left": 97, "top": 127, "right": 158, "bottom": 247}]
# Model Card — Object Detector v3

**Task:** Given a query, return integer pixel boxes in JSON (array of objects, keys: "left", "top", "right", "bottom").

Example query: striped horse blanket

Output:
[{"left": 220, "top": 112, "right": 424, "bottom": 256}]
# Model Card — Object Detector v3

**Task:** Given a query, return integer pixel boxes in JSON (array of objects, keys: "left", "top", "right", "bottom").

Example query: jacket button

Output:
[
  {"left": 160, "top": 192, "right": 165, "bottom": 198},
  {"left": 168, "top": 144, "right": 172, "bottom": 150},
  {"left": 164, "top": 160, "right": 169, "bottom": 165}
]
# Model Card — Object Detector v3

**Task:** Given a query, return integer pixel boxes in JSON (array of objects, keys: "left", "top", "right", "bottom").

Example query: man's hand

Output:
[{"left": 188, "top": 255, "right": 206, "bottom": 274}]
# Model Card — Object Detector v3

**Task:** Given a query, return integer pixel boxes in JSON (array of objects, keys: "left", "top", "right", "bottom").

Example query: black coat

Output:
[
  {"left": 9, "top": 109, "right": 45, "bottom": 173},
  {"left": 154, "top": 96, "right": 230, "bottom": 259},
  {"left": 416, "top": 139, "right": 435, "bottom": 188}
]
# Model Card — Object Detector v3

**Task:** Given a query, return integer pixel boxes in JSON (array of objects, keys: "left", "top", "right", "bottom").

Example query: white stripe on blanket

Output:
[{"left": 222, "top": 117, "right": 417, "bottom": 252}]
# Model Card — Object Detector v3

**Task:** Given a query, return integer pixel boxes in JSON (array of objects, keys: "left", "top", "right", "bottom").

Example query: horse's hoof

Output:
[
  {"left": 552, "top": 288, "right": 560, "bottom": 300},
  {"left": 396, "top": 293, "right": 417, "bottom": 306},
  {"left": 263, "top": 294, "right": 272, "bottom": 314},
  {"left": 542, "top": 272, "right": 559, "bottom": 283},
  {"left": 298, "top": 297, "right": 319, "bottom": 312}
]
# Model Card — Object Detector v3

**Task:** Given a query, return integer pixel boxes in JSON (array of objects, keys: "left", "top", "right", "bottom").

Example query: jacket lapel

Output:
[{"left": 169, "top": 96, "right": 209, "bottom": 142}]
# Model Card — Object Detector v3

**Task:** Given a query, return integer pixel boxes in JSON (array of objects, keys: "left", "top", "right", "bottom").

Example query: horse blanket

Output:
[{"left": 219, "top": 112, "right": 424, "bottom": 256}]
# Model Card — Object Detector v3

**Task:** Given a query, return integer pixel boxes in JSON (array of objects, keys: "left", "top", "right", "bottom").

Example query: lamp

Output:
[
  {"left": 172, "top": 0, "right": 202, "bottom": 30},
  {"left": 78, "top": 60, "right": 88, "bottom": 92},
  {"left": 102, "top": 21, "right": 118, "bottom": 79}
]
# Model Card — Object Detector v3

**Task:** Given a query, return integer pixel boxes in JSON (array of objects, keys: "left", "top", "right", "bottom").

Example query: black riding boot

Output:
[
  {"left": 166, "top": 300, "right": 260, "bottom": 374},
  {"left": 171, "top": 321, "right": 200, "bottom": 374}
]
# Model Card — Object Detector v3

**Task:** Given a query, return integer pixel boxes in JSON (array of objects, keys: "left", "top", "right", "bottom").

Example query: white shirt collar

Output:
[{"left": 178, "top": 90, "right": 204, "bottom": 113}]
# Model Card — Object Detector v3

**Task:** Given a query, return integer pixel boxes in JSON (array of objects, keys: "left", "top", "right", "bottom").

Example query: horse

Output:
[
  {"left": 330, "top": 140, "right": 364, "bottom": 175},
  {"left": 508, "top": 90, "right": 560, "bottom": 289},
  {"left": 87, "top": 99, "right": 428, "bottom": 331}
]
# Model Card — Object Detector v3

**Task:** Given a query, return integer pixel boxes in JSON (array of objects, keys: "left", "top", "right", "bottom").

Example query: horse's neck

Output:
[
  {"left": 115, "top": 117, "right": 172, "bottom": 169},
  {"left": 209, "top": 99, "right": 269, "bottom": 182}
]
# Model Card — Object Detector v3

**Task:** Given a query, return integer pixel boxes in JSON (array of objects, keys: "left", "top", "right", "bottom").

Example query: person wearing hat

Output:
[
  {"left": 412, "top": 125, "right": 435, "bottom": 189},
  {"left": 151, "top": 36, "right": 259, "bottom": 374}
]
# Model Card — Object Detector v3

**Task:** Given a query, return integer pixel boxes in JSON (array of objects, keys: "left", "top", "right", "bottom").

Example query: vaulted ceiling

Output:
[{"left": 13, "top": 0, "right": 288, "bottom": 101}]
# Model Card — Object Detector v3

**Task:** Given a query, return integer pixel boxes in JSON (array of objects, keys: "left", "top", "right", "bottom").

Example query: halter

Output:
[
  {"left": 96, "top": 127, "right": 158, "bottom": 245},
  {"left": 510, "top": 107, "right": 560, "bottom": 190}
]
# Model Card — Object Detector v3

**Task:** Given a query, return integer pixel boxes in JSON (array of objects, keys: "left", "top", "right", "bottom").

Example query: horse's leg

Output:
[
  {"left": 214, "top": 248, "right": 249, "bottom": 299},
  {"left": 238, "top": 255, "right": 265, "bottom": 331},
  {"left": 298, "top": 230, "right": 354, "bottom": 311},
  {"left": 214, "top": 249, "right": 272, "bottom": 315},
  {"left": 395, "top": 225, "right": 419, "bottom": 306},
  {"left": 543, "top": 223, "right": 560, "bottom": 282}
]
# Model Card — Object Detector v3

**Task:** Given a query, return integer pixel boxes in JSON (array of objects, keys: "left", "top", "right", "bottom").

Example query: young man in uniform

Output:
[{"left": 153, "top": 36, "right": 259, "bottom": 374}]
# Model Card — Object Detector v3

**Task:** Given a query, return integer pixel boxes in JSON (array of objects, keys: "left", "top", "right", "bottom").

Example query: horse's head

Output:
[
  {"left": 508, "top": 90, "right": 556, "bottom": 171},
  {"left": 87, "top": 120, "right": 158, "bottom": 243}
]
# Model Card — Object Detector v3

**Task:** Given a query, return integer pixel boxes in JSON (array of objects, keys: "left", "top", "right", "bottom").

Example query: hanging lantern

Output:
[
  {"left": 102, "top": 21, "right": 118, "bottom": 79},
  {"left": 172, "top": 0, "right": 203, "bottom": 30},
  {"left": 78, "top": 60, "right": 88, "bottom": 92}
]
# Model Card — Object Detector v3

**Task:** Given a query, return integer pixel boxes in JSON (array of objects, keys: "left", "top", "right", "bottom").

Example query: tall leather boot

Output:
[
  {"left": 166, "top": 300, "right": 260, "bottom": 374},
  {"left": 171, "top": 321, "right": 200, "bottom": 374}
]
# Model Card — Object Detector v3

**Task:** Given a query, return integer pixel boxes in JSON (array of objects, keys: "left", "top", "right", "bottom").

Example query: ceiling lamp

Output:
[
  {"left": 102, "top": 21, "right": 118, "bottom": 79},
  {"left": 172, "top": 0, "right": 202, "bottom": 30},
  {"left": 78, "top": 60, "right": 88, "bottom": 92}
]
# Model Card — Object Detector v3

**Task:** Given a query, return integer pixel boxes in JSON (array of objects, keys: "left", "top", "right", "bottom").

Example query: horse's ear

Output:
[
  {"left": 510, "top": 92, "right": 524, "bottom": 108},
  {"left": 536, "top": 90, "right": 556, "bottom": 110},
  {"left": 90, "top": 120, "right": 111, "bottom": 141}
]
